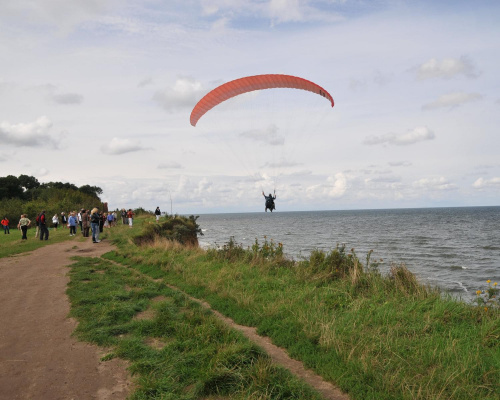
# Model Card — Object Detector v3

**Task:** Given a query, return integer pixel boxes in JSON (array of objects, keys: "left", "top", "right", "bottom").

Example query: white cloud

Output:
[
  {"left": 198, "top": 0, "right": 342, "bottom": 26},
  {"left": 51, "top": 92, "right": 84, "bottom": 105},
  {"left": 364, "top": 127, "right": 435, "bottom": 146},
  {"left": 34, "top": 168, "right": 50, "bottom": 177},
  {"left": 269, "top": 0, "right": 303, "bottom": 23},
  {"left": 158, "top": 162, "right": 183, "bottom": 169},
  {"left": 240, "top": 124, "right": 284, "bottom": 146},
  {"left": 1, "top": 0, "right": 112, "bottom": 30},
  {"left": 422, "top": 92, "right": 482, "bottom": 110},
  {"left": 350, "top": 69, "right": 393, "bottom": 91},
  {"left": 327, "top": 172, "right": 347, "bottom": 197},
  {"left": 138, "top": 77, "right": 153, "bottom": 88},
  {"left": 306, "top": 172, "right": 346, "bottom": 199},
  {"left": 413, "top": 177, "right": 457, "bottom": 191},
  {"left": 262, "top": 160, "right": 301, "bottom": 168},
  {"left": 416, "top": 56, "right": 478, "bottom": 80},
  {"left": 153, "top": 77, "right": 205, "bottom": 111},
  {"left": 473, "top": 177, "right": 500, "bottom": 189},
  {"left": 389, "top": 161, "right": 412, "bottom": 167},
  {"left": 0, "top": 116, "right": 59, "bottom": 148},
  {"left": 101, "top": 137, "right": 148, "bottom": 155}
]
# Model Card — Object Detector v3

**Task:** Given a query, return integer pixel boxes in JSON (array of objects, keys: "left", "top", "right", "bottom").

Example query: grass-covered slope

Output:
[{"left": 74, "top": 215, "right": 500, "bottom": 399}]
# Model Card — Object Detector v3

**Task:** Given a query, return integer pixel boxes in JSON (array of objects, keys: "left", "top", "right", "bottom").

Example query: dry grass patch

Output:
[
  {"left": 144, "top": 337, "right": 167, "bottom": 350},
  {"left": 151, "top": 295, "right": 167, "bottom": 303},
  {"left": 133, "top": 309, "right": 155, "bottom": 321}
]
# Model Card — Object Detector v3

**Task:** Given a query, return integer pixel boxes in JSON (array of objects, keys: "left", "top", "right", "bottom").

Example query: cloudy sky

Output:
[{"left": 1, "top": 0, "right": 499, "bottom": 213}]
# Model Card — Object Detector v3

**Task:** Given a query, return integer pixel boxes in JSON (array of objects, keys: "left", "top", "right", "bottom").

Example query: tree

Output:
[
  {"left": 41, "top": 181, "right": 78, "bottom": 191},
  {"left": 78, "top": 185, "right": 103, "bottom": 199},
  {"left": 18, "top": 174, "right": 40, "bottom": 191},
  {"left": 0, "top": 175, "right": 23, "bottom": 200}
]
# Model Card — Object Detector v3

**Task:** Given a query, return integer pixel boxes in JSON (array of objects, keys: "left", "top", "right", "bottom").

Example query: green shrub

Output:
[{"left": 134, "top": 215, "right": 202, "bottom": 246}]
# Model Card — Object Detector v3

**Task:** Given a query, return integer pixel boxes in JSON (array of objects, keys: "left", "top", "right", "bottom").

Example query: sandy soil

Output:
[{"left": 0, "top": 238, "right": 131, "bottom": 400}]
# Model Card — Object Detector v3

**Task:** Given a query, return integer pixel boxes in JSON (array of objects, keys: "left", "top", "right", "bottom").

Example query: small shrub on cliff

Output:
[{"left": 134, "top": 215, "right": 202, "bottom": 246}]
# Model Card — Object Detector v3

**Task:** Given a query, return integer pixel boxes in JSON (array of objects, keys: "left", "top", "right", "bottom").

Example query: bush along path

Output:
[{"left": 67, "top": 255, "right": 335, "bottom": 400}]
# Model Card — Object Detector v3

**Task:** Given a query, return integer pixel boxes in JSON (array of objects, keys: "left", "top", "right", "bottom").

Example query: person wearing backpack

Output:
[{"left": 38, "top": 210, "right": 49, "bottom": 241}]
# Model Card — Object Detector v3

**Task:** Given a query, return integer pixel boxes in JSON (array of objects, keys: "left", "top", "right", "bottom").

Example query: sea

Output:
[{"left": 197, "top": 206, "right": 500, "bottom": 303}]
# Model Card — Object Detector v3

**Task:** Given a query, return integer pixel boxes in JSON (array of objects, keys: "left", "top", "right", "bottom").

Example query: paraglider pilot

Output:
[{"left": 262, "top": 191, "right": 276, "bottom": 212}]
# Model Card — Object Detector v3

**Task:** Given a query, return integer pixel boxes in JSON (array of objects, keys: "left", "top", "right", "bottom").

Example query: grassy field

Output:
[
  {"left": 0, "top": 224, "right": 84, "bottom": 258},
  {"left": 4, "top": 214, "right": 498, "bottom": 399}
]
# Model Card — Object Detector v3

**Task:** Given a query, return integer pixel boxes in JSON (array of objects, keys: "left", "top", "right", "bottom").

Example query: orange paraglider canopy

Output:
[{"left": 190, "top": 74, "right": 334, "bottom": 126}]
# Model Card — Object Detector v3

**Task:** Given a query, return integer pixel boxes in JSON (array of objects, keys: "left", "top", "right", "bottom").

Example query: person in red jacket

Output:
[
  {"left": 126, "top": 209, "right": 134, "bottom": 228},
  {"left": 1, "top": 217, "right": 10, "bottom": 234},
  {"left": 38, "top": 210, "right": 49, "bottom": 240}
]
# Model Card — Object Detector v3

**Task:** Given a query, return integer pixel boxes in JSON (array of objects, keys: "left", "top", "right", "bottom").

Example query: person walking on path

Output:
[
  {"left": 38, "top": 211, "right": 49, "bottom": 241},
  {"left": 17, "top": 214, "right": 31, "bottom": 240},
  {"left": 1, "top": 217, "right": 10, "bottom": 234},
  {"left": 155, "top": 207, "right": 161, "bottom": 222},
  {"left": 90, "top": 208, "right": 101, "bottom": 243},
  {"left": 68, "top": 212, "right": 78, "bottom": 236},
  {"left": 52, "top": 214, "right": 59, "bottom": 230},
  {"left": 106, "top": 212, "right": 114, "bottom": 228}
]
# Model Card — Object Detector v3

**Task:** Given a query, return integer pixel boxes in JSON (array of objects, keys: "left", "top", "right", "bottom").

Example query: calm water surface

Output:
[{"left": 197, "top": 207, "right": 500, "bottom": 301}]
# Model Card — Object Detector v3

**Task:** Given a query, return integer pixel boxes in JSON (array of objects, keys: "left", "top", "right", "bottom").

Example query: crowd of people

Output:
[{"left": 2, "top": 208, "right": 138, "bottom": 244}]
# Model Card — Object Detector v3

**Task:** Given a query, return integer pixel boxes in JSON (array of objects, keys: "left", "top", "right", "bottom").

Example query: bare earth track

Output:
[
  {"left": 0, "top": 239, "right": 130, "bottom": 400},
  {"left": 0, "top": 239, "right": 349, "bottom": 400}
]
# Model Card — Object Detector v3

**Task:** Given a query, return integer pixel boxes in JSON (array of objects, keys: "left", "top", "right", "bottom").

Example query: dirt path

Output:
[
  {"left": 193, "top": 298, "right": 349, "bottom": 400},
  {"left": 0, "top": 239, "right": 131, "bottom": 400}
]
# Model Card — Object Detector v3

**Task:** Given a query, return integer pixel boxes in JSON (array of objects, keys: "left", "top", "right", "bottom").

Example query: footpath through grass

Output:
[{"left": 66, "top": 255, "right": 324, "bottom": 399}]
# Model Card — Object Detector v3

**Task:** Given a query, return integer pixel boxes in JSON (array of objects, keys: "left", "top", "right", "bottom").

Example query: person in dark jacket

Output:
[
  {"left": 81, "top": 209, "right": 90, "bottom": 237},
  {"left": 262, "top": 191, "right": 276, "bottom": 212},
  {"left": 99, "top": 212, "right": 105, "bottom": 233},
  {"left": 38, "top": 210, "right": 49, "bottom": 240},
  {"left": 61, "top": 212, "right": 67, "bottom": 228},
  {"left": 155, "top": 207, "right": 161, "bottom": 222},
  {"left": 90, "top": 208, "right": 100, "bottom": 243}
]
